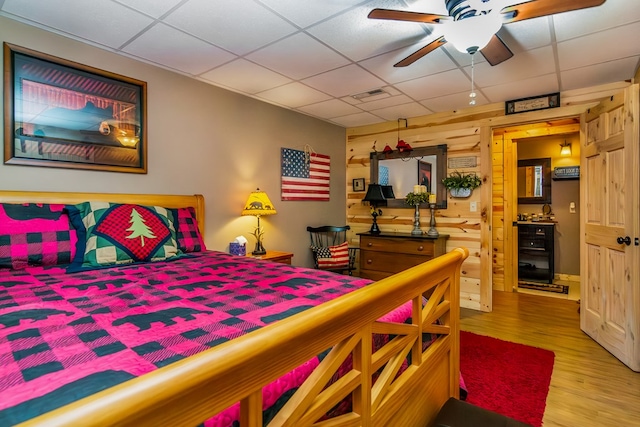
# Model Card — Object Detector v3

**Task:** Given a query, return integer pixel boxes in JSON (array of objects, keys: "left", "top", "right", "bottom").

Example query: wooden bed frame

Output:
[{"left": 2, "top": 190, "right": 468, "bottom": 427}]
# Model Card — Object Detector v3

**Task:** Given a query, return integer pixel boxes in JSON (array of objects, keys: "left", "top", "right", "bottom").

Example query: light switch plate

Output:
[{"left": 470, "top": 201, "right": 477, "bottom": 212}]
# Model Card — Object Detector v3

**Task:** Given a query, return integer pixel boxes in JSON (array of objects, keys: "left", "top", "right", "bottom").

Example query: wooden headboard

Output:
[{"left": 0, "top": 190, "right": 205, "bottom": 234}]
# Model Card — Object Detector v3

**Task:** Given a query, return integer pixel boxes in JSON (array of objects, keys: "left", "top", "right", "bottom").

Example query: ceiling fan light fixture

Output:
[{"left": 444, "top": 11, "right": 503, "bottom": 53}]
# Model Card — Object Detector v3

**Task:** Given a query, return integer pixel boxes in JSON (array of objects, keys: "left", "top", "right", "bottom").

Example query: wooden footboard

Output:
[{"left": 18, "top": 247, "right": 468, "bottom": 427}]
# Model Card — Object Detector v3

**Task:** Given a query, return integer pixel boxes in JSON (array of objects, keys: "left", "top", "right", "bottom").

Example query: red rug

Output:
[{"left": 460, "top": 331, "right": 555, "bottom": 427}]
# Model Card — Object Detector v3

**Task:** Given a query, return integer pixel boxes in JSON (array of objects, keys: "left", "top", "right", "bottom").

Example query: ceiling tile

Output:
[
  {"left": 469, "top": 46, "right": 556, "bottom": 87},
  {"left": 307, "top": 0, "right": 432, "bottom": 62},
  {"left": 395, "top": 69, "right": 471, "bottom": 100},
  {"left": 421, "top": 91, "right": 489, "bottom": 112},
  {"left": 199, "top": 59, "right": 292, "bottom": 94},
  {"left": 297, "top": 99, "right": 363, "bottom": 119},
  {"left": 1, "top": 0, "right": 153, "bottom": 48},
  {"left": 164, "top": 0, "right": 297, "bottom": 55},
  {"left": 256, "top": 0, "right": 364, "bottom": 28},
  {"left": 113, "top": 0, "right": 182, "bottom": 18},
  {"left": 481, "top": 74, "right": 559, "bottom": 103},
  {"left": 122, "top": 23, "right": 236, "bottom": 75},
  {"left": 561, "top": 57, "right": 640, "bottom": 91},
  {"left": 255, "top": 82, "right": 331, "bottom": 108},
  {"left": 329, "top": 111, "right": 386, "bottom": 128},
  {"left": 553, "top": 0, "right": 640, "bottom": 42},
  {"left": 302, "top": 65, "right": 387, "bottom": 98},
  {"left": 498, "top": 16, "right": 552, "bottom": 53},
  {"left": 369, "top": 102, "right": 433, "bottom": 121},
  {"left": 557, "top": 22, "right": 640, "bottom": 71},
  {"left": 353, "top": 94, "right": 415, "bottom": 111},
  {"left": 247, "top": 33, "right": 350, "bottom": 80},
  {"left": 360, "top": 43, "right": 459, "bottom": 84}
]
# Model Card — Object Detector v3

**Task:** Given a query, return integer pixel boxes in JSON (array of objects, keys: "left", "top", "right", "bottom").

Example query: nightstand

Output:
[{"left": 249, "top": 250, "right": 293, "bottom": 265}]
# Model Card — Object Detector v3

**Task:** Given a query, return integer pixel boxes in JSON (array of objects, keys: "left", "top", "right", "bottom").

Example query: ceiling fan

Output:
[{"left": 368, "top": 0, "right": 607, "bottom": 67}]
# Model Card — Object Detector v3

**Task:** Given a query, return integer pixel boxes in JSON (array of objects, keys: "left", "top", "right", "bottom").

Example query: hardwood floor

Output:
[{"left": 460, "top": 291, "right": 640, "bottom": 427}]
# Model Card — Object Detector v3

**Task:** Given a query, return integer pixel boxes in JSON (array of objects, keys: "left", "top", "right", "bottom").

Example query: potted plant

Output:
[{"left": 442, "top": 171, "right": 482, "bottom": 198}]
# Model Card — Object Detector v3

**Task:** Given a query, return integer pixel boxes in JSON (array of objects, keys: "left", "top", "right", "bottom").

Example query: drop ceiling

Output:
[{"left": 2, "top": 0, "right": 639, "bottom": 128}]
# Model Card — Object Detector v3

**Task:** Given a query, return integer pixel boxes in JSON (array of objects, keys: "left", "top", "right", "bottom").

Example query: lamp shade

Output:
[
  {"left": 363, "top": 184, "right": 387, "bottom": 205},
  {"left": 444, "top": 11, "right": 503, "bottom": 53},
  {"left": 242, "top": 189, "right": 277, "bottom": 216},
  {"left": 560, "top": 142, "right": 572, "bottom": 156},
  {"left": 381, "top": 185, "right": 395, "bottom": 199}
]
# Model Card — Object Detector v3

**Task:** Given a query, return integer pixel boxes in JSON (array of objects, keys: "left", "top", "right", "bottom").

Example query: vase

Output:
[
  {"left": 427, "top": 203, "right": 439, "bottom": 237},
  {"left": 411, "top": 203, "right": 422, "bottom": 235},
  {"left": 450, "top": 187, "right": 472, "bottom": 198}
]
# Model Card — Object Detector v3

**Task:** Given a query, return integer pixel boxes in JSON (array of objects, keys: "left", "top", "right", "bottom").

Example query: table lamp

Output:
[
  {"left": 362, "top": 183, "right": 387, "bottom": 234},
  {"left": 241, "top": 188, "right": 277, "bottom": 255}
]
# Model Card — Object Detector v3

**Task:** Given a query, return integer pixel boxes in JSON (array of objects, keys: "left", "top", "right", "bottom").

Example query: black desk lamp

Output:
[{"left": 363, "top": 184, "right": 388, "bottom": 234}]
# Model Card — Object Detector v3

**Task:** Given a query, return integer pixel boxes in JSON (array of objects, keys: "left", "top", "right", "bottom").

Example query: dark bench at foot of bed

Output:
[{"left": 430, "top": 398, "right": 534, "bottom": 427}]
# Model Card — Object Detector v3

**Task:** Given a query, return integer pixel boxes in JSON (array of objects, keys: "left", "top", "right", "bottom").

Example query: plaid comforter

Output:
[{"left": 0, "top": 251, "right": 388, "bottom": 426}]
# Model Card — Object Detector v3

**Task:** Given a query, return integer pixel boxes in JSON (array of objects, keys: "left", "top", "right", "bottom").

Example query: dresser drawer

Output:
[
  {"left": 360, "top": 250, "right": 429, "bottom": 274},
  {"left": 360, "top": 236, "right": 435, "bottom": 257}
]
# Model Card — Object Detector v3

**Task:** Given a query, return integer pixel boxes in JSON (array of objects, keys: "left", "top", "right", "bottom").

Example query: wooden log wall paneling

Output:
[
  {"left": 347, "top": 119, "right": 487, "bottom": 311},
  {"left": 347, "top": 83, "right": 630, "bottom": 312}
]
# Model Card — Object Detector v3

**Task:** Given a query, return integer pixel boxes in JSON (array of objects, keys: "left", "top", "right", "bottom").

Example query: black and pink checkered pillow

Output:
[
  {"left": 0, "top": 203, "right": 77, "bottom": 270},
  {"left": 170, "top": 207, "right": 206, "bottom": 253}
]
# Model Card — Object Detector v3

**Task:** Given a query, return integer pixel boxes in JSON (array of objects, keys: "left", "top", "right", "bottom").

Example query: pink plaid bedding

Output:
[{"left": 1, "top": 250, "right": 404, "bottom": 425}]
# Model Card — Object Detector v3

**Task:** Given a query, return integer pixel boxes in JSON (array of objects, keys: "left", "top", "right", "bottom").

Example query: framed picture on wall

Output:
[
  {"left": 3, "top": 43, "right": 147, "bottom": 173},
  {"left": 418, "top": 161, "right": 432, "bottom": 192}
]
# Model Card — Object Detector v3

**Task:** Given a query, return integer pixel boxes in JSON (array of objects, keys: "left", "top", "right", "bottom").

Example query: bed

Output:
[{"left": 0, "top": 190, "right": 468, "bottom": 427}]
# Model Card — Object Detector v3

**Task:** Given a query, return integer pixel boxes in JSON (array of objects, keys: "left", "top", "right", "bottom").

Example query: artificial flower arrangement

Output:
[{"left": 405, "top": 191, "right": 431, "bottom": 206}]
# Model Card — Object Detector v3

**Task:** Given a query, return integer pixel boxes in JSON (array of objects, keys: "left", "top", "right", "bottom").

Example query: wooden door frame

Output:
[{"left": 488, "top": 111, "right": 586, "bottom": 294}]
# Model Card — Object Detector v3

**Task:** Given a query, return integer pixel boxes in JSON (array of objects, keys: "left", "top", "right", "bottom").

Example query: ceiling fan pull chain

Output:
[{"left": 469, "top": 53, "right": 477, "bottom": 106}]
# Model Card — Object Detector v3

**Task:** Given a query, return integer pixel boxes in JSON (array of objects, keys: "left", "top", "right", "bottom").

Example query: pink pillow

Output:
[
  {"left": 170, "top": 207, "right": 206, "bottom": 253},
  {"left": 0, "top": 203, "right": 77, "bottom": 269}
]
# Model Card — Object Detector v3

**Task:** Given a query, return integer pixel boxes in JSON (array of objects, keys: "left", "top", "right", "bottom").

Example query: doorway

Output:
[
  {"left": 490, "top": 118, "right": 581, "bottom": 297},
  {"left": 514, "top": 135, "right": 581, "bottom": 301}
]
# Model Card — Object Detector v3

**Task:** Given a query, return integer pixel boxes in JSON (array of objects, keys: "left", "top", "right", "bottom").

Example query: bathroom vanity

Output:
[{"left": 517, "top": 222, "right": 555, "bottom": 283}]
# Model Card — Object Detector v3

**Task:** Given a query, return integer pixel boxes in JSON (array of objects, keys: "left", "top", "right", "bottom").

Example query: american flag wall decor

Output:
[{"left": 281, "top": 148, "right": 330, "bottom": 201}]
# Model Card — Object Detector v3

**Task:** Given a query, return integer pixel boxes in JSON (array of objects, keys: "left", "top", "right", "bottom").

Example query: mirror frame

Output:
[
  {"left": 370, "top": 144, "right": 448, "bottom": 209},
  {"left": 517, "top": 157, "right": 552, "bottom": 204}
]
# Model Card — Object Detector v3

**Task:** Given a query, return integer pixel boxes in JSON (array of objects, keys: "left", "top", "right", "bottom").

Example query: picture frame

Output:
[
  {"left": 352, "top": 178, "right": 365, "bottom": 192},
  {"left": 3, "top": 43, "right": 147, "bottom": 173},
  {"left": 505, "top": 92, "right": 560, "bottom": 115},
  {"left": 418, "top": 161, "right": 432, "bottom": 193}
]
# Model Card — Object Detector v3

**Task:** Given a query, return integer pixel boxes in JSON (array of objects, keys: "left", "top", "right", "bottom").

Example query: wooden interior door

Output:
[{"left": 581, "top": 85, "right": 640, "bottom": 372}]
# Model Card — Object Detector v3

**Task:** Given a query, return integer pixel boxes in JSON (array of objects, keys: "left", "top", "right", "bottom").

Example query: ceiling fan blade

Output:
[
  {"left": 368, "top": 8, "right": 447, "bottom": 24},
  {"left": 394, "top": 36, "right": 447, "bottom": 67},
  {"left": 480, "top": 34, "right": 514, "bottom": 66},
  {"left": 501, "top": 0, "right": 606, "bottom": 24}
]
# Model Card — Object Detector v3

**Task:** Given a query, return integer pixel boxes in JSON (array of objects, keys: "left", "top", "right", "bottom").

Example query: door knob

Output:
[{"left": 617, "top": 236, "right": 631, "bottom": 246}]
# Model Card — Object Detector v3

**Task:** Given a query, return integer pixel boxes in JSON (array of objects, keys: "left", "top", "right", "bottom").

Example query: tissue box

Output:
[{"left": 229, "top": 242, "right": 246, "bottom": 256}]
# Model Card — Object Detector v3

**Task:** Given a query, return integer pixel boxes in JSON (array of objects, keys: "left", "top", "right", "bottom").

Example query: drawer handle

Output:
[
  {"left": 367, "top": 242, "right": 373, "bottom": 247},
  {"left": 417, "top": 245, "right": 424, "bottom": 251},
  {"left": 367, "top": 259, "right": 372, "bottom": 264}
]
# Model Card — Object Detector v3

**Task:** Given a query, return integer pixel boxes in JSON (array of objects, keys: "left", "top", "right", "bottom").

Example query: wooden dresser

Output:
[{"left": 358, "top": 232, "right": 449, "bottom": 281}]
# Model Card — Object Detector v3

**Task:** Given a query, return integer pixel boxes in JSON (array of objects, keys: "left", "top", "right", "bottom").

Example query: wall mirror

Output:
[
  {"left": 370, "top": 144, "right": 447, "bottom": 209},
  {"left": 517, "top": 157, "right": 551, "bottom": 204}
]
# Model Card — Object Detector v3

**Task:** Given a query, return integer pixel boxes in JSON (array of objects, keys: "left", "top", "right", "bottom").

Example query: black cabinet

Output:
[{"left": 518, "top": 224, "right": 554, "bottom": 283}]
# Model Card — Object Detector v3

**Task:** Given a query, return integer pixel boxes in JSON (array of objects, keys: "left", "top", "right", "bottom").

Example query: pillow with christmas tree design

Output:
[{"left": 66, "top": 202, "right": 182, "bottom": 272}]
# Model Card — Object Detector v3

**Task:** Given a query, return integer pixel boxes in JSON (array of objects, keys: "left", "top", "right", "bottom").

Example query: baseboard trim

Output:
[{"left": 554, "top": 273, "right": 580, "bottom": 282}]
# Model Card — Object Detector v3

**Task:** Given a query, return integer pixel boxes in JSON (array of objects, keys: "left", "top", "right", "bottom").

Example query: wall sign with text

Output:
[
  {"left": 505, "top": 92, "right": 560, "bottom": 115},
  {"left": 553, "top": 166, "right": 580, "bottom": 180}
]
